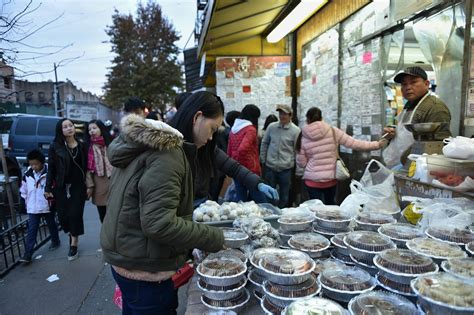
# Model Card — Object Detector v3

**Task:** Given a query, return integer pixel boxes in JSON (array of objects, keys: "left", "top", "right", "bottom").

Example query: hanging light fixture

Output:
[{"left": 267, "top": 0, "right": 328, "bottom": 43}]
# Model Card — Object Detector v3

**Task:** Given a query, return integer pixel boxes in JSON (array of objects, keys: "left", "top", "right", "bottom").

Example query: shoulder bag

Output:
[{"left": 331, "top": 128, "right": 350, "bottom": 181}]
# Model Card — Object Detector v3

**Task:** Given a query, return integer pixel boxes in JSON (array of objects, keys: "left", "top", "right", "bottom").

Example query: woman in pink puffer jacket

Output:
[{"left": 296, "top": 107, "right": 386, "bottom": 205}]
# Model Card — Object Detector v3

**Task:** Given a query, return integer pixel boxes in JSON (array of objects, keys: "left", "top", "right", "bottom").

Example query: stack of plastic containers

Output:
[
  {"left": 196, "top": 255, "right": 249, "bottom": 312},
  {"left": 278, "top": 209, "right": 314, "bottom": 248},
  {"left": 330, "top": 232, "right": 353, "bottom": 264},
  {"left": 318, "top": 265, "right": 376, "bottom": 303},
  {"left": 288, "top": 232, "right": 331, "bottom": 259},
  {"left": 222, "top": 228, "right": 249, "bottom": 248},
  {"left": 313, "top": 206, "right": 353, "bottom": 237},
  {"left": 411, "top": 272, "right": 474, "bottom": 314},
  {"left": 248, "top": 247, "right": 281, "bottom": 300},
  {"left": 373, "top": 248, "right": 438, "bottom": 298},
  {"left": 348, "top": 291, "right": 418, "bottom": 315},
  {"left": 425, "top": 226, "right": 474, "bottom": 246},
  {"left": 377, "top": 223, "right": 425, "bottom": 248},
  {"left": 354, "top": 211, "right": 396, "bottom": 232},
  {"left": 344, "top": 231, "right": 396, "bottom": 275},
  {"left": 255, "top": 249, "right": 317, "bottom": 314}
]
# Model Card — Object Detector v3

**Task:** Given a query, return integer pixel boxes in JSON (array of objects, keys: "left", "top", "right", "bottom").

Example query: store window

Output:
[
  {"left": 3, "top": 77, "right": 11, "bottom": 89},
  {"left": 25, "top": 92, "right": 33, "bottom": 103},
  {"left": 38, "top": 91, "right": 46, "bottom": 103}
]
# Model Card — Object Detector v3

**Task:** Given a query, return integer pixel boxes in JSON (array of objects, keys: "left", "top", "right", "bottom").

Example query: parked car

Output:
[{"left": 0, "top": 114, "right": 86, "bottom": 165}]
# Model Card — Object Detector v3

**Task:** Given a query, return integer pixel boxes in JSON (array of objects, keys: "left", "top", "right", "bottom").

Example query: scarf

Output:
[{"left": 87, "top": 136, "right": 112, "bottom": 177}]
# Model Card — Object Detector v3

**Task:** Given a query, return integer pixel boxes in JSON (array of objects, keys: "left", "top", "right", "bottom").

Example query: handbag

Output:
[{"left": 331, "top": 128, "right": 350, "bottom": 181}]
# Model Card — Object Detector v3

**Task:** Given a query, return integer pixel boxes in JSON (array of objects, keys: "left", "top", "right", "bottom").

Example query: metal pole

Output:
[
  {"left": 0, "top": 137, "right": 16, "bottom": 225},
  {"left": 54, "top": 63, "right": 59, "bottom": 117}
]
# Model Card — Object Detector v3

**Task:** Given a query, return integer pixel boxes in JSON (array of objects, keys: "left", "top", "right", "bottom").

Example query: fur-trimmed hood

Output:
[{"left": 108, "top": 114, "right": 184, "bottom": 169}]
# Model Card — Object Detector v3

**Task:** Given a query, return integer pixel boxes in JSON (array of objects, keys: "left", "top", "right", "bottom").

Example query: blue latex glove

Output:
[{"left": 258, "top": 183, "right": 279, "bottom": 200}]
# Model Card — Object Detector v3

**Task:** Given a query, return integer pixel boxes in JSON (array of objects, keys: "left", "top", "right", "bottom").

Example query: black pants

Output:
[
  {"left": 97, "top": 206, "right": 106, "bottom": 223},
  {"left": 55, "top": 185, "right": 86, "bottom": 236}
]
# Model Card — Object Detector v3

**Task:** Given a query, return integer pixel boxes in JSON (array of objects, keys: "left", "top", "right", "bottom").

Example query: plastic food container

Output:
[
  {"left": 247, "top": 268, "right": 265, "bottom": 297},
  {"left": 426, "top": 155, "right": 474, "bottom": 178},
  {"left": 261, "top": 294, "right": 285, "bottom": 315},
  {"left": 378, "top": 223, "right": 424, "bottom": 248},
  {"left": 411, "top": 272, "right": 474, "bottom": 314},
  {"left": 206, "top": 248, "right": 248, "bottom": 265},
  {"left": 318, "top": 266, "right": 376, "bottom": 302},
  {"left": 376, "top": 272, "right": 415, "bottom": 296},
  {"left": 197, "top": 256, "right": 247, "bottom": 286},
  {"left": 344, "top": 231, "right": 396, "bottom": 267},
  {"left": 250, "top": 247, "right": 282, "bottom": 275},
  {"left": 282, "top": 297, "right": 347, "bottom": 315},
  {"left": 441, "top": 258, "right": 474, "bottom": 281},
  {"left": 263, "top": 274, "right": 320, "bottom": 308},
  {"left": 288, "top": 232, "right": 330, "bottom": 254},
  {"left": 426, "top": 226, "right": 474, "bottom": 245},
  {"left": 198, "top": 277, "right": 247, "bottom": 300},
  {"left": 313, "top": 222, "right": 351, "bottom": 237},
  {"left": 279, "top": 227, "right": 312, "bottom": 245},
  {"left": 278, "top": 211, "right": 315, "bottom": 232},
  {"left": 222, "top": 228, "right": 249, "bottom": 248},
  {"left": 349, "top": 254, "right": 379, "bottom": 276},
  {"left": 331, "top": 249, "right": 354, "bottom": 265},
  {"left": 257, "top": 249, "right": 315, "bottom": 285},
  {"left": 331, "top": 233, "right": 350, "bottom": 255},
  {"left": 406, "top": 237, "right": 467, "bottom": 263},
  {"left": 354, "top": 211, "right": 396, "bottom": 231},
  {"left": 373, "top": 249, "right": 438, "bottom": 278},
  {"left": 348, "top": 291, "right": 418, "bottom": 315},
  {"left": 313, "top": 259, "right": 345, "bottom": 276},
  {"left": 314, "top": 207, "right": 353, "bottom": 230},
  {"left": 201, "top": 288, "right": 250, "bottom": 312}
]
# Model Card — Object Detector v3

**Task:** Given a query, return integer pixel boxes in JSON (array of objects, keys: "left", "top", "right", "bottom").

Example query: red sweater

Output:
[{"left": 227, "top": 124, "right": 261, "bottom": 176}]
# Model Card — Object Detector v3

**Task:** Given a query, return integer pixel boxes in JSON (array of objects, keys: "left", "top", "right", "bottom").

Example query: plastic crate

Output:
[{"left": 426, "top": 155, "right": 474, "bottom": 178}]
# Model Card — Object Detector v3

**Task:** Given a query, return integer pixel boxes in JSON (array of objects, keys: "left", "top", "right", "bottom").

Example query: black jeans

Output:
[
  {"left": 111, "top": 267, "right": 178, "bottom": 315},
  {"left": 305, "top": 184, "right": 337, "bottom": 205}
]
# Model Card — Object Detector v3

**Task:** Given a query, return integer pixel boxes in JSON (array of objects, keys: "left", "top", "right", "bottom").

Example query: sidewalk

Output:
[{"left": 0, "top": 201, "right": 187, "bottom": 314}]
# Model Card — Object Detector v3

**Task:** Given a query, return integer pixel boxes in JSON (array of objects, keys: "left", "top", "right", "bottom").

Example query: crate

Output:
[{"left": 426, "top": 155, "right": 474, "bottom": 178}]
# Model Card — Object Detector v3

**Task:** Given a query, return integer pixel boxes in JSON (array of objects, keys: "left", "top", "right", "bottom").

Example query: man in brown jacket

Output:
[{"left": 384, "top": 66, "right": 452, "bottom": 141}]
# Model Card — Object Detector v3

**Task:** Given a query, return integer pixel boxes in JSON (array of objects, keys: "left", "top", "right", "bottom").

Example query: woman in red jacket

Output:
[{"left": 227, "top": 104, "right": 267, "bottom": 203}]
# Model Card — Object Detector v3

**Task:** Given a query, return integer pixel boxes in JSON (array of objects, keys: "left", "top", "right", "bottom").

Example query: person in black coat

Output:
[{"left": 45, "top": 118, "right": 87, "bottom": 261}]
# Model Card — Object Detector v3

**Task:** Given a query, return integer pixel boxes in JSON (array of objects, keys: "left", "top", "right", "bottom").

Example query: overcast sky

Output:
[{"left": 3, "top": 0, "right": 196, "bottom": 96}]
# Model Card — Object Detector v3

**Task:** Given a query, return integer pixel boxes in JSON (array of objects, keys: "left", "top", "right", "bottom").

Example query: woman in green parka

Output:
[{"left": 101, "top": 92, "right": 226, "bottom": 314}]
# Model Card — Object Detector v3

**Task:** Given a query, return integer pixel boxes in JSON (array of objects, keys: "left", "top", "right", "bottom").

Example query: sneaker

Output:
[
  {"left": 20, "top": 253, "right": 32, "bottom": 264},
  {"left": 68, "top": 246, "right": 78, "bottom": 261},
  {"left": 49, "top": 241, "right": 60, "bottom": 250}
]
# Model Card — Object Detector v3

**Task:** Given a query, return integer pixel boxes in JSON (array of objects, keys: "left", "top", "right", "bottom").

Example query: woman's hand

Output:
[
  {"left": 86, "top": 188, "right": 93, "bottom": 199},
  {"left": 378, "top": 138, "right": 389, "bottom": 149}
]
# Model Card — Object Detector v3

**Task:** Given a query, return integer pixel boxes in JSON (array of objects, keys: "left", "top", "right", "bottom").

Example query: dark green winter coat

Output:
[{"left": 100, "top": 115, "right": 224, "bottom": 272}]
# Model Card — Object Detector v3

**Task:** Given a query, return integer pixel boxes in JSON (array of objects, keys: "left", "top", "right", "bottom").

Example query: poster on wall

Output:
[{"left": 215, "top": 56, "right": 292, "bottom": 127}]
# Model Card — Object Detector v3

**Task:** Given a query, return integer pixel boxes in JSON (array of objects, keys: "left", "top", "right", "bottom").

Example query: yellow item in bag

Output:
[
  {"left": 403, "top": 203, "right": 422, "bottom": 224},
  {"left": 408, "top": 161, "right": 416, "bottom": 178}
]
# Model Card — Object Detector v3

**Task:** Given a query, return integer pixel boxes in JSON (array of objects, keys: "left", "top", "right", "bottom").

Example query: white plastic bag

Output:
[
  {"left": 407, "top": 154, "right": 433, "bottom": 183},
  {"left": 382, "top": 117, "right": 415, "bottom": 168},
  {"left": 342, "top": 160, "right": 400, "bottom": 214},
  {"left": 415, "top": 198, "right": 473, "bottom": 231},
  {"left": 443, "top": 136, "right": 474, "bottom": 160}
]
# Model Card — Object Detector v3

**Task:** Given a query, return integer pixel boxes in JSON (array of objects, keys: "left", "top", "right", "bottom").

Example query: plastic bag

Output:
[
  {"left": 341, "top": 160, "right": 400, "bottom": 215},
  {"left": 431, "top": 176, "right": 474, "bottom": 192},
  {"left": 407, "top": 154, "right": 433, "bottom": 183},
  {"left": 113, "top": 284, "right": 122, "bottom": 310},
  {"left": 417, "top": 202, "right": 472, "bottom": 231},
  {"left": 443, "top": 136, "right": 474, "bottom": 160},
  {"left": 382, "top": 117, "right": 415, "bottom": 168}
]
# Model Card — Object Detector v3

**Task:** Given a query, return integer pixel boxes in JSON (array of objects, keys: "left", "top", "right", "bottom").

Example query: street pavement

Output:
[{"left": 0, "top": 201, "right": 187, "bottom": 315}]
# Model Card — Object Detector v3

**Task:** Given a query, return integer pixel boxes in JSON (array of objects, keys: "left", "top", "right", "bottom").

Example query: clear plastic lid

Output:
[
  {"left": 331, "top": 233, "right": 348, "bottom": 248},
  {"left": 467, "top": 241, "right": 474, "bottom": 254},
  {"left": 258, "top": 249, "right": 314, "bottom": 275},
  {"left": 222, "top": 228, "right": 248, "bottom": 241},
  {"left": 198, "top": 256, "right": 246, "bottom": 277},
  {"left": 344, "top": 231, "right": 396, "bottom": 253},
  {"left": 283, "top": 297, "right": 346, "bottom": 315},
  {"left": 374, "top": 249, "right": 437, "bottom": 275},
  {"left": 206, "top": 248, "right": 247, "bottom": 264},
  {"left": 248, "top": 268, "right": 265, "bottom": 286},
  {"left": 411, "top": 273, "right": 474, "bottom": 309},
  {"left": 426, "top": 226, "right": 474, "bottom": 245},
  {"left": 313, "top": 259, "right": 345, "bottom": 276},
  {"left": 406, "top": 237, "right": 467, "bottom": 260},
  {"left": 378, "top": 223, "right": 424, "bottom": 241},
  {"left": 349, "top": 291, "right": 418, "bottom": 315},
  {"left": 319, "top": 266, "right": 375, "bottom": 292},
  {"left": 264, "top": 273, "right": 319, "bottom": 299},
  {"left": 442, "top": 258, "right": 474, "bottom": 280},
  {"left": 314, "top": 207, "right": 353, "bottom": 222},
  {"left": 250, "top": 247, "right": 282, "bottom": 268},
  {"left": 279, "top": 208, "right": 315, "bottom": 224},
  {"left": 262, "top": 295, "right": 285, "bottom": 314},
  {"left": 198, "top": 276, "right": 246, "bottom": 292},
  {"left": 313, "top": 223, "right": 351, "bottom": 236},
  {"left": 288, "top": 232, "right": 330, "bottom": 252},
  {"left": 355, "top": 211, "right": 396, "bottom": 225}
]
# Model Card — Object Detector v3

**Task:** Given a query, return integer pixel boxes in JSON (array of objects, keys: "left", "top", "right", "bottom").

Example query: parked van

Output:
[{"left": 0, "top": 114, "right": 86, "bottom": 164}]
